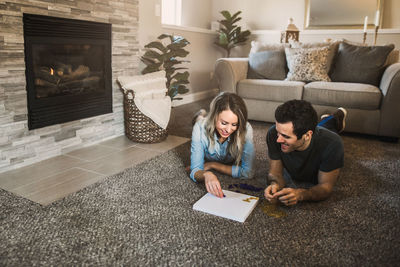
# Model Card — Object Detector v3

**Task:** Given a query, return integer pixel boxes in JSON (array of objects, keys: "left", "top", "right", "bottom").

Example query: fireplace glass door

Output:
[
  {"left": 23, "top": 14, "right": 112, "bottom": 130},
  {"left": 32, "top": 43, "right": 105, "bottom": 99}
]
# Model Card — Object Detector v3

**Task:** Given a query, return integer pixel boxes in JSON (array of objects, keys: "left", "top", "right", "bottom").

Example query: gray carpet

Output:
[{"left": 1, "top": 121, "right": 400, "bottom": 266}]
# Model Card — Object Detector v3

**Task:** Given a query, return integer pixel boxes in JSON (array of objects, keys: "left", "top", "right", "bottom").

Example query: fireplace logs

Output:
[{"left": 34, "top": 64, "right": 101, "bottom": 98}]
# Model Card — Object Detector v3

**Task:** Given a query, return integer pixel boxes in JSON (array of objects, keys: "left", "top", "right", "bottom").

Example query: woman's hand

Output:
[{"left": 204, "top": 171, "right": 224, "bottom": 198}]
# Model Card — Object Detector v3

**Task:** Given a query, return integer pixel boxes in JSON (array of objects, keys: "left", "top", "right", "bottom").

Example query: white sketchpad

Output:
[{"left": 193, "top": 190, "right": 259, "bottom": 223}]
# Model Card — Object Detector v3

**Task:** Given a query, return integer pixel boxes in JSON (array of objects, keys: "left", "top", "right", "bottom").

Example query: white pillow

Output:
[{"left": 249, "top": 41, "right": 289, "bottom": 54}]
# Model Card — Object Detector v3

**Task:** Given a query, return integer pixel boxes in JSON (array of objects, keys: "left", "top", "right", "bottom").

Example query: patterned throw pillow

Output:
[
  {"left": 290, "top": 41, "right": 340, "bottom": 74},
  {"left": 285, "top": 46, "right": 331, "bottom": 82}
]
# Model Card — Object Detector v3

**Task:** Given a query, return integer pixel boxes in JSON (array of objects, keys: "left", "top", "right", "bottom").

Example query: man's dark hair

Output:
[{"left": 275, "top": 99, "right": 318, "bottom": 139}]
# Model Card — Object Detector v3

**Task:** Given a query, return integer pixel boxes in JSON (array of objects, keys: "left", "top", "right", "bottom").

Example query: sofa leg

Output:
[{"left": 379, "top": 136, "right": 399, "bottom": 143}]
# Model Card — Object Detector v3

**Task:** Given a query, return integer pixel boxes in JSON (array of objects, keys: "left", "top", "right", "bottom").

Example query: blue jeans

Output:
[{"left": 318, "top": 115, "right": 337, "bottom": 133}]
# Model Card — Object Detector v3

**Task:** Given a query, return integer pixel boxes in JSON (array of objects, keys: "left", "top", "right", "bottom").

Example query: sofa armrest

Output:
[
  {"left": 379, "top": 63, "right": 400, "bottom": 137},
  {"left": 214, "top": 58, "right": 249, "bottom": 93}
]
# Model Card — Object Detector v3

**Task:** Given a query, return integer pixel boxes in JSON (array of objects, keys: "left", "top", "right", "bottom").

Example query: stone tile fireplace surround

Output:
[{"left": 0, "top": 0, "right": 139, "bottom": 173}]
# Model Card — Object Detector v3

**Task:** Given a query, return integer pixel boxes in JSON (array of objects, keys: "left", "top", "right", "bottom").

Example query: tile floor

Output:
[{"left": 0, "top": 135, "right": 189, "bottom": 205}]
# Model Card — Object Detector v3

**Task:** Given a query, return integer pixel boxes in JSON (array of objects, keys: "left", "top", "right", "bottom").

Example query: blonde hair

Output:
[{"left": 205, "top": 92, "right": 248, "bottom": 165}]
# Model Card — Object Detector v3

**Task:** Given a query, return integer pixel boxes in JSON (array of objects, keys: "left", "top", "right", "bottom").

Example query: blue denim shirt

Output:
[{"left": 190, "top": 119, "right": 255, "bottom": 182}]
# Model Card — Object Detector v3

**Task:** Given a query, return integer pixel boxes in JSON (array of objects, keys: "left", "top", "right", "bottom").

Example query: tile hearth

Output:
[{"left": 0, "top": 135, "right": 188, "bottom": 206}]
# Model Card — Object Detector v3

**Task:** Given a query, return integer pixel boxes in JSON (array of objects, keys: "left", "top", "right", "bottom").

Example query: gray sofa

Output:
[{"left": 214, "top": 42, "right": 400, "bottom": 139}]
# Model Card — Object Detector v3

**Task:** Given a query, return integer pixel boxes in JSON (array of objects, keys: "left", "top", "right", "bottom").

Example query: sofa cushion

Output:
[
  {"left": 330, "top": 42, "right": 395, "bottom": 86},
  {"left": 290, "top": 40, "right": 340, "bottom": 73},
  {"left": 303, "top": 81, "right": 382, "bottom": 110},
  {"left": 237, "top": 79, "right": 304, "bottom": 102},
  {"left": 285, "top": 46, "right": 331, "bottom": 82},
  {"left": 247, "top": 50, "right": 287, "bottom": 80}
]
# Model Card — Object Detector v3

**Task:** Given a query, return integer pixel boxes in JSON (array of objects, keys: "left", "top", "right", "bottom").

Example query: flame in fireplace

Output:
[{"left": 50, "top": 68, "right": 54, "bottom": 75}]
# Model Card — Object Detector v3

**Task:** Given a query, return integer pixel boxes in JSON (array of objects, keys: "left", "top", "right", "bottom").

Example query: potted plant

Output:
[
  {"left": 214, "top": 10, "right": 251, "bottom": 57},
  {"left": 141, "top": 34, "right": 190, "bottom": 100}
]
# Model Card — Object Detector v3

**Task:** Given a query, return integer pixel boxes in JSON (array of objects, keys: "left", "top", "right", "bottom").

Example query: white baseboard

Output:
[{"left": 172, "top": 88, "right": 219, "bottom": 107}]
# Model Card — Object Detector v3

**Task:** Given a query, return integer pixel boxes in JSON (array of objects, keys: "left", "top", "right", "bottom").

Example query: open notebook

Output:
[{"left": 193, "top": 190, "right": 259, "bottom": 223}]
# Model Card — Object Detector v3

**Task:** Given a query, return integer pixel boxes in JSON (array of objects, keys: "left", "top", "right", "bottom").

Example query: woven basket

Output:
[{"left": 123, "top": 90, "right": 168, "bottom": 143}]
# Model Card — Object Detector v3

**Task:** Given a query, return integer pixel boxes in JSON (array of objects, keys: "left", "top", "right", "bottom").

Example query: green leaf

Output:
[
  {"left": 230, "top": 11, "right": 242, "bottom": 21},
  {"left": 172, "top": 71, "right": 189, "bottom": 81},
  {"left": 165, "top": 68, "right": 175, "bottom": 78},
  {"left": 218, "top": 33, "right": 228, "bottom": 45},
  {"left": 144, "top": 41, "right": 167, "bottom": 53},
  {"left": 141, "top": 63, "right": 162, "bottom": 74},
  {"left": 171, "top": 80, "right": 189, "bottom": 87},
  {"left": 164, "top": 60, "right": 179, "bottom": 69},
  {"left": 172, "top": 68, "right": 189, "bottom": 75},
  {"left": 177, "top": 85, "right": 189, "bottom": 94},
  {"left": 172, "top": 36, "right": 190, "bottom": 45},
  {"left": 164, "top": 57, "right": 186, "bottom": 68},
  {"left": 169, "top": 83, "right": 188, "bottom": 94},
  {"left": 172, "top": 48, "right": 190, "bottom": 58},
  {"left": 142, "top": 50, "right": 163, "bottom": 60},
  {"left": 140, "top": 57, "right": 157, "bottom": 66},
  {"left": 219, "top": 21, "right": 233, "bottom": 31},
  {"left": 168, "top": 44, "right": 190, "bottom": 54},
  {"left": 231, "top": 17, "right": 241, "bottom": 25},
  {"left": 168, "top": 88, "right": 178, "bottom": 98},
  {"left": 158, "top": 33, "right": 174, "bottom": 43},
  {"left": 220, "top": 10, "right": 232, "bottom": 20}
]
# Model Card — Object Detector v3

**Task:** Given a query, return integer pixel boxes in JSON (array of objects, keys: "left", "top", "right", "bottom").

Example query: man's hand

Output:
[
  {"left": 273, "top": 188, "right": 305, "bottom": 206},
  {"left": 264, "top": 183, "right": 280, "bottom": 204},
  {"left": 204, "top": 171, "right": 224, "bottom": 198}
]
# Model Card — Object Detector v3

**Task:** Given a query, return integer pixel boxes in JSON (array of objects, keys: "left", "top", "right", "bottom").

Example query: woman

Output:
[{"left": 190, "top": 92, "right": 255, "bottom": 198}]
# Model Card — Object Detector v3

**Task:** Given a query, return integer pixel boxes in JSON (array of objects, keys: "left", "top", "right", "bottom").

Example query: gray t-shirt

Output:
[{"left": 267, "top": 125, "right": 344, "bottom": 184}]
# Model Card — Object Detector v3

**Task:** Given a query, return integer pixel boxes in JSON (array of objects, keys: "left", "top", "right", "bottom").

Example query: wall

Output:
[
  {"left": 139, "top": 0, "right": 162, "bottom": 48},
  {"left": 382, "top": 0, "right": 400, "bottom": 28},
  {"left": 181, "top": 0, "right": 212, "bottom": 29},
  {"left": 212, "top": 0, "right": 400, "bottom": 30},
  {"left": 0, "top": 0, "right": 139, "bottom": 172},
  {"left": 139, "top": 0, "right": 221, "bottom": 100},
  {"left": 212, "top": 0, "right": 305, "bottom": 30}
]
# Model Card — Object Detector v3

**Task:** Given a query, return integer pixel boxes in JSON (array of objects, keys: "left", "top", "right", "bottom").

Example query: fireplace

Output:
[{"left": 23, "top": 14, "right": 112, "bottom": 130}]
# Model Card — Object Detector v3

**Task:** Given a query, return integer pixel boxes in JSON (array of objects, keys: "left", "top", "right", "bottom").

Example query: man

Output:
[{"left": 264, "top": 99, "right": 346, "bottom": 206}]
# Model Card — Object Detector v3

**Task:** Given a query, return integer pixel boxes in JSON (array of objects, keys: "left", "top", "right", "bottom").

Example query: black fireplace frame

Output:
[{"left": 23, "top": 13, "right": 112, "bottom": 130}]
